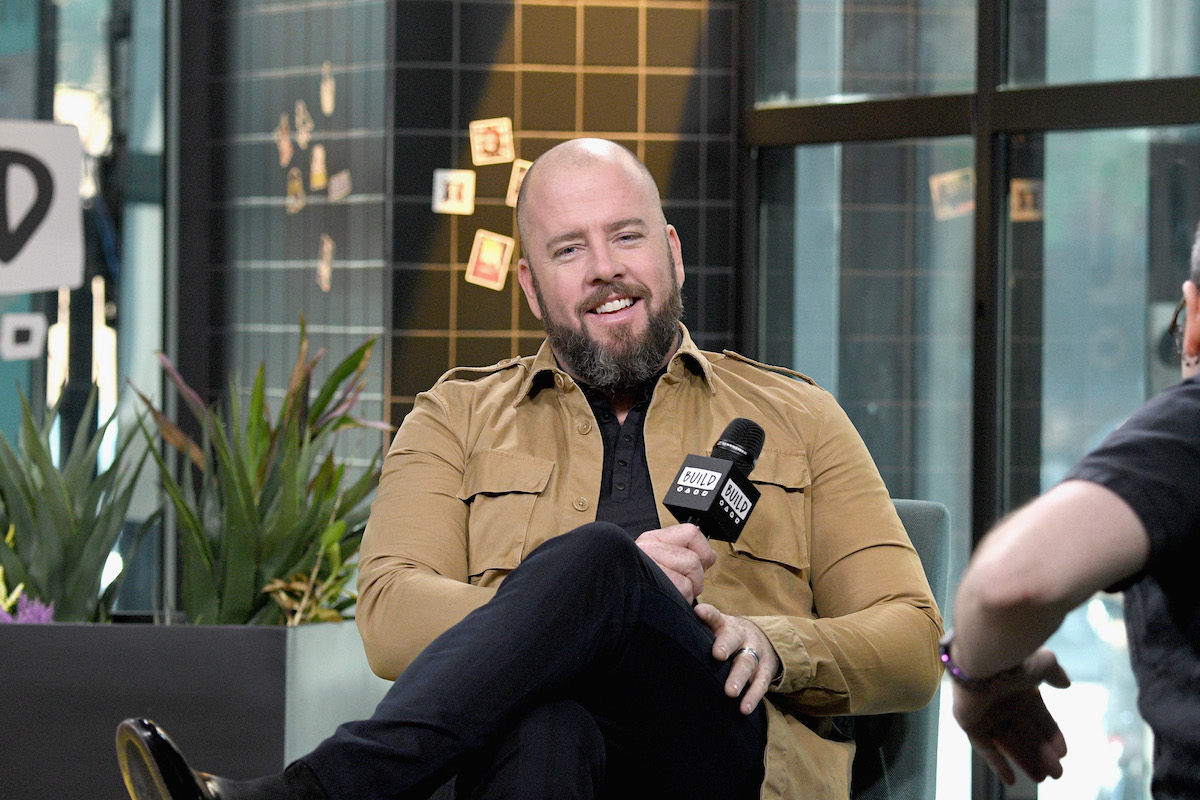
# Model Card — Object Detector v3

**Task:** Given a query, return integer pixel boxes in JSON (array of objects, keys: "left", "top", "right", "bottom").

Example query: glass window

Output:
[
  {"left": 756, "top": 0, "right": 976, "bottom": 106},
  {"left": 1009, "top": 0, "right": 1200, "bottom": 86},
  {"left": 757, "top": 137, "right": 975, "bottom": 800},
  {"left": 1004, "top": 124, "right": 1200, "bottom": 800}
]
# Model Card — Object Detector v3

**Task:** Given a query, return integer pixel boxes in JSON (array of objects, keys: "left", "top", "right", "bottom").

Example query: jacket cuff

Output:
[{"left": 748, "top": 615, "right": 811, "bottom": 694}]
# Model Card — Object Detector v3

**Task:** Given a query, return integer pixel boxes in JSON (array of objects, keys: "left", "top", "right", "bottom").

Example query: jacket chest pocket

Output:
[
  {"left": 731, "top": 449, "right": 811, "bottom": 572},
  {"left": 457, "top": 450, "right": 555, "bottom": 581}
]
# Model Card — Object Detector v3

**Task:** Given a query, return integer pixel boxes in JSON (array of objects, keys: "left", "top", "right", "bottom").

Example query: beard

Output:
[{"left": 533, "top": 268, "right": 684, "bottom": 393}]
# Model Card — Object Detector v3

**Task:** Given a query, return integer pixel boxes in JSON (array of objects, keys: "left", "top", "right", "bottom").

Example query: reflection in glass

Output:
[
  {"left": 756, "top": 0, "right": 976, "bottom": 105},
  {"left": 1009, "top": 0, "right": 1200, "bottom": 86},
  {"left": 757, "top": 138, "right": 975, "bottom": 798},
  {"left": 1006, "top": 124, "right": 1200, "bottom": 799}
]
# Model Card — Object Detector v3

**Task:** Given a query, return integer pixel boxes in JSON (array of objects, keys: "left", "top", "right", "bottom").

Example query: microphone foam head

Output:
[{"left": 711, "top": 418, "right": 765, "bottom": 474}]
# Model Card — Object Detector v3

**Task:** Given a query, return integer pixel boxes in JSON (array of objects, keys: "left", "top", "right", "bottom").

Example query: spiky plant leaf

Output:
[{"left": 140, "top": 324, "right": 389, "bottom": 624}]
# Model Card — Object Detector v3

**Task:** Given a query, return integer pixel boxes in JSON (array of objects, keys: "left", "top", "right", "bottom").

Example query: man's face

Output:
[{"left": 517, "top": 156, "right": 685, "bottom": 391}]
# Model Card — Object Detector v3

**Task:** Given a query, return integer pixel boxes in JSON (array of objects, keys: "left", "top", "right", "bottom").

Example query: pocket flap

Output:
[
  {"left": 748, "top": 448, "right": 810, "bottom": 489},
  {"left": 732, "top": 448, "right": 811, "bottom": 568},
  {"left": 458, "top": 450, "right": 554, "bottom": 501}
]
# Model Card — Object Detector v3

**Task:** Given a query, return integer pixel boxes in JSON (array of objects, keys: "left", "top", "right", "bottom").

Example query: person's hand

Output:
[
  {"left": 951, "top": 648, "right": 1072, "bottom": 785},
  {"left": 635, "top": 524, "right": 716, "bottom": 603},
  {"left": 694, "top": 603, "right": 780, "bottom": 715}
]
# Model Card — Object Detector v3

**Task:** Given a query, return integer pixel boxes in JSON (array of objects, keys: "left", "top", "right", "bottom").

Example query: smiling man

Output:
[
  {"left": 116, "top": 139, "right": 941, "bottom": 800},
  {"left": 514, "top": 138, "right": 685, "bottom": 409}
]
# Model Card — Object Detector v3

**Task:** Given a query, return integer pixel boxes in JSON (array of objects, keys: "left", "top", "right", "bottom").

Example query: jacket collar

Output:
[{"left": 516, "top": 323, "right": 713, "bottom": 403}]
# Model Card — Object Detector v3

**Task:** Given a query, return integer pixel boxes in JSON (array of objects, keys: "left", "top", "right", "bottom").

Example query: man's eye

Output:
[{"left": 555, "top": 245, "right": 579, "bottom": 258}]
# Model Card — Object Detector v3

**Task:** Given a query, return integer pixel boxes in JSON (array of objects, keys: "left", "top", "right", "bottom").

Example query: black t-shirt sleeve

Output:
[{"left": 1062, "top": 377, "right": 1200, "bottom": 585}]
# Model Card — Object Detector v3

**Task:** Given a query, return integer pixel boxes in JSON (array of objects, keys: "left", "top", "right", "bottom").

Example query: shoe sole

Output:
[{"left": 115, "top": 719, "right": 206, "bottom": 800}]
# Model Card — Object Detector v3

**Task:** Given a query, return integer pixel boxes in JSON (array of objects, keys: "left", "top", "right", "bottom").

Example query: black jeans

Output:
[{"left": 303, "top": 522, "right": 768, "bottom": 799}]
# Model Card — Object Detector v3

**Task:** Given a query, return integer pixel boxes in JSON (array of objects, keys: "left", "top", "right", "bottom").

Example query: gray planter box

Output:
[{"left": 0, "top": 621, "right": 392, "bottom": 800}]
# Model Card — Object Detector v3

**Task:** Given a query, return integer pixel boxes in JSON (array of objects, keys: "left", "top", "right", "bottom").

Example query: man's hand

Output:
[
  {"left": 694, "top": 603, "right": 780, "bottom": 715},
  {"left": 951, "top": 648, "right": 1072, "bottom": 786},
  {"left": 635, "top": 524, "right": 716, "bottom": 603}
]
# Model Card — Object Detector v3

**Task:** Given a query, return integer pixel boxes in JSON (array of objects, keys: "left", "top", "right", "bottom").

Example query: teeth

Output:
[{"left": 593, "top": 297, "right": 635, "bottom": 314}]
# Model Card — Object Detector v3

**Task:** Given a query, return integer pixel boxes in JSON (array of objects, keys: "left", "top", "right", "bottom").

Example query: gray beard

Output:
[{"left": 538, "top": 285, "right": 684, "bottom": 393}]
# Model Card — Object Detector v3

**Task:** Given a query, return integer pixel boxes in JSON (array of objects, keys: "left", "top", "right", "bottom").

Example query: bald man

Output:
[{"left": 117, "top": 139, "right": 941, "bottom": 800}]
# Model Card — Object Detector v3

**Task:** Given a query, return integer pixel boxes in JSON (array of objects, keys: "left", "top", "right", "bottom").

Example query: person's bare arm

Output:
[
  {"left": 952, "top": 479, "right": 1149, "bottom": 677},
  {"left": 949, "top": 479, "right": 1150, "bottom": 784}
]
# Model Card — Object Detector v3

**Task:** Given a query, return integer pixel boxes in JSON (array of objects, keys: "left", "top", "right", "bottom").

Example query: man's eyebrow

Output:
[
  {"left": 544, "top": 229, "right": 586, "bottom": 252},
  {"left": 605, "top": 217, "right": 649, "bottom": 234}
]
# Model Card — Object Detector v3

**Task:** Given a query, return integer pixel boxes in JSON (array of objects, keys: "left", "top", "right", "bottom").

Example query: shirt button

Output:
[
  {"left": 622, "top": 434, "right": 633, "bottom": 442},
  {"left": 616, "top": 482, "right": 626, "bottom": 491},
  {"left": 617, "top": 458, "right": 627, "bottom": 467},
  {"left": 577, "top": 420, "right": 592, "bottom": 435},
  {"left": 573, "top": 496, "right": 589, "bottom": 512}
]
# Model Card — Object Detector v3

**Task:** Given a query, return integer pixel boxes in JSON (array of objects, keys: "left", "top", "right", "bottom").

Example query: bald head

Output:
[{"left": 516, "top": 139, "right": 665, "bottom": 248}]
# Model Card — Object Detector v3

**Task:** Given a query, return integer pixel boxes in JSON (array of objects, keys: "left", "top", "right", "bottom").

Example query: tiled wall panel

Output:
[{"left": 209, "top": 0, "right": 738, "bottom": 430}]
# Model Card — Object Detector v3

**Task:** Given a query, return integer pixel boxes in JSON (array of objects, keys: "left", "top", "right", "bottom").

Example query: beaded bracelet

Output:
[{"left": 938, "top": 630, "right": 991, "bottom": 690}]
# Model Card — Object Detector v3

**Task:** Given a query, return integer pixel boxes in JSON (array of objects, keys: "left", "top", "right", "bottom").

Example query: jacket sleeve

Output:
[
  {"left": 749, "top": 391, "right": 944, "bottom": 717},
  {"left": 355, "top": 389, "right": 496, "bottom": 680}
]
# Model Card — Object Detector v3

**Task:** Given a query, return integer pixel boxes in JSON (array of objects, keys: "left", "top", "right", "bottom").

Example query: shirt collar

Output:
[{"left": 515, "top": 323, "right": 713, "bottom": 403}]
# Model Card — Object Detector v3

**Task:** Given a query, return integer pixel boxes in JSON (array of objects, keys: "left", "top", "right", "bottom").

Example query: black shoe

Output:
[
  {"left": 115, "top": 718, "right": 220, "bottom": 800},
  {"left": 116, "top": 718, "right": 329, "bottom": 800}
]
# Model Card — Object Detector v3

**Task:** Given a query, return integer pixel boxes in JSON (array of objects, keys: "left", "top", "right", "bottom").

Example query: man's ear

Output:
[
  {"left": 666, "top": 224, "right": 685, "bottom": 288},
  {"left": 517, "top": 259, "right": 543, "bottom": 321},
  {"left": 1183, "top": 280, "right": 1200, "bottom": 354}
]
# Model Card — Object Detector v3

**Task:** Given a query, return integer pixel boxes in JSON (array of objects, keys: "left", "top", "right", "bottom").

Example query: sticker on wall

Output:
[
  {"left": 469, "top": 117, "right": 515, "bottom": 166},
  {"left": 310, "top": 144, "right": 328, "bottom": 190},
  {"left": 275, "top": 113, "right": 293, "bottom": 167},
  {"left": 1010, "top": 179, "right": 1044, "bottom": 222},
  {"left": 928, "top": 167, "right": 975, "bottom": 221},
  {"left": 286, "top": 166, "right": 307, "bottom": 214},
  {"left": 328, "top": 168, "right": 352, "bottom": 201},
  {"left": 432, "top": 169, "right": 476, "bottom": 215},
  {"left": 316, "top": 233, "right": 334, "bottom": 293},
  {"left": 294, "top": 100, "right": 315, "bottom": 150},
  {"left": 321, "top": 61, "right": 337, "bottom": 117},
  {"left": 465, "top": 229, "right": 515, "bottom": 291},
  {"left": 505, "top": 159, "right": 532, "bottom": 208},
  {"left": 0, "top": 312, "right": 48, "bottom": 361}
]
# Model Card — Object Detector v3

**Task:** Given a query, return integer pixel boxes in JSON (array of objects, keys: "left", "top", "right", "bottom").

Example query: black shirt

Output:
[
  {"left": 580, "top": 380, "right": 662, "bottom": 537},
  {"left": 1063, "top": 376, "right": 1200, "bottom": 799}
]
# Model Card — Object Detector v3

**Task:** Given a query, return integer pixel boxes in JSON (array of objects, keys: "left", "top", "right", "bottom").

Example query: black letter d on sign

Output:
[{"left": 0, "top": 149, "right": 55, "bottom": 264}]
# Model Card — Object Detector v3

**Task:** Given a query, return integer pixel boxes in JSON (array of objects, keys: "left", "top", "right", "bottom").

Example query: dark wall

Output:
[{"left": 184, "top": 0, "right": 740, "bottom": 428}]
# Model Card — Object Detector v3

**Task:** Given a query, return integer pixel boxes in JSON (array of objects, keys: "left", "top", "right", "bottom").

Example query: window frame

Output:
[{"left": 739, "top": 2, "right": 1200, "bottom": 797}]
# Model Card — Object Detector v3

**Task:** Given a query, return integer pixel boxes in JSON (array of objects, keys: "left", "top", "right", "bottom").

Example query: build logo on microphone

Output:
[
  {"left": 675, "top": 466, "right": 721, "bottom": 497},
  {"left": 719, "top": 480, "right": 752, "bottom": 523}
]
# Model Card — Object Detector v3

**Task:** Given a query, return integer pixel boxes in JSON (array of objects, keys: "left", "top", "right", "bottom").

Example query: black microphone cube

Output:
[{"left": 663, "top": 454, "right": 761, "bottom": 543}]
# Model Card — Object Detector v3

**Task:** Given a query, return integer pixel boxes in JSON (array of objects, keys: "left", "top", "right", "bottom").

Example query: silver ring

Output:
[{"left": 735, "top": 647, "right": 761, "bottom": 669}]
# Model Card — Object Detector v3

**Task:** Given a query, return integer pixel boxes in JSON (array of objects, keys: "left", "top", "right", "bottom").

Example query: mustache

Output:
[{"left": 577, "top": 281, "right": 650, "bottom": 315}]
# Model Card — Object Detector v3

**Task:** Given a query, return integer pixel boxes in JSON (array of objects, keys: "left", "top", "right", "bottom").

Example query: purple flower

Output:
[{"left": 0, "top": 595, "right": 54, "bottom": 624}]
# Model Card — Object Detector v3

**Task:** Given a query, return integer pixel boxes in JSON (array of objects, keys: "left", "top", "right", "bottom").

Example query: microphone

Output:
[{"left": 663, "top": 418, "right": 765, "bottom": 542}]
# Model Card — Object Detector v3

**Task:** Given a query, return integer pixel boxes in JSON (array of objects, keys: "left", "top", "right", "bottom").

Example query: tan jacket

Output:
[{"left": 357, "top": 326, "right": 943, "bottom": 799}]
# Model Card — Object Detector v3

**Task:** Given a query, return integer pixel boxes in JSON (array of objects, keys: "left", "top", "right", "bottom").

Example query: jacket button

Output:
[
  {"left": 573, "top": 497, "right": 589, "bottom": 512},
  {"left": 576, "top": 421, "right": 591, "bottom": 435}
]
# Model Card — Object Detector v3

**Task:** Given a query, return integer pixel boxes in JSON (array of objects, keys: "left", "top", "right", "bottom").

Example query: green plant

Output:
[
  {"left": 137, "top": 323, "right": 390, "bottom": 625},
  {"left": 0, "top": 387, "right": 152, "bottom": 622}
]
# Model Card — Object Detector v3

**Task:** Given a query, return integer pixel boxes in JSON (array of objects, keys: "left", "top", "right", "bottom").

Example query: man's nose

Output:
[{"left": 587, "top": 244, "right": 623, "bottom": 283}]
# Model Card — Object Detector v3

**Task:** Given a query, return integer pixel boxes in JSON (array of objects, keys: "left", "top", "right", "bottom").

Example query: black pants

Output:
[{"left": 302, "top": 523, "right": 769, "bottom": 799}]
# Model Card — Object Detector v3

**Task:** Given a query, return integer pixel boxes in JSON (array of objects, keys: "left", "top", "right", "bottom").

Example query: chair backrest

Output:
[{"left": 850, "top": 498, "right": 951, "bottom": 800}]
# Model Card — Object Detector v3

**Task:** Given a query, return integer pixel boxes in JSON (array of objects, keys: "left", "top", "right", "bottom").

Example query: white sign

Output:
[
  {"left": 0, "top": 120, "right": 84, "bottom": 295},
  {"left": 0, "top": 312, "right": 48, "bottom": 361}
]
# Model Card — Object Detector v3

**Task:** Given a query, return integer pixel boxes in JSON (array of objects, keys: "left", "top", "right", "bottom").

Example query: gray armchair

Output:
[{"left": 850, "top": 498, "right": 952, "bottom": 800}]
